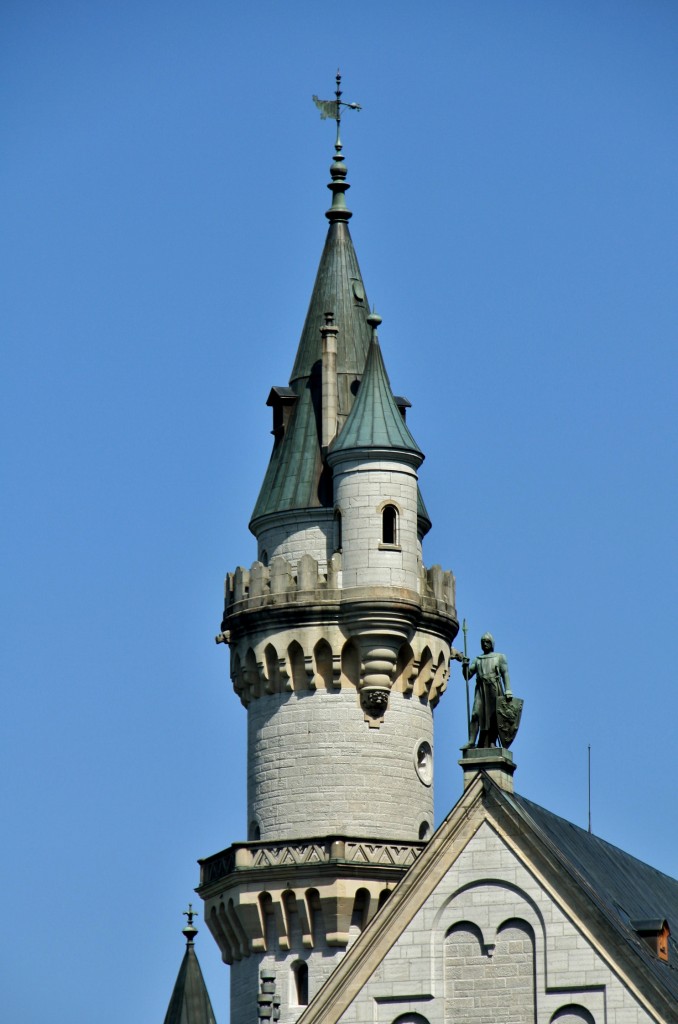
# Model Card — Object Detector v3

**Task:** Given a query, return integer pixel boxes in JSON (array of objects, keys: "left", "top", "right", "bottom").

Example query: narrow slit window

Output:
[
  {"left": 382, "top": 505, "right": 398, "bottom": 545},
  {"left": 292, "top": 961, "right": 308, "bottom": 1006}
]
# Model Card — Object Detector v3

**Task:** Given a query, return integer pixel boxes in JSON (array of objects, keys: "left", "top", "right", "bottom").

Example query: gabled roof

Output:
[
  {"left": 163, "top": 936, "right": 218, "bottom": 1024},
  {"left": 510, "top": 792, "right": 678, "bottom": 1007},
  {"left": 296, "top": 773, "right": 678, "bottom": 1024},
  {"left": 328, "top": 326, "right": 422, "bottom": 459}
]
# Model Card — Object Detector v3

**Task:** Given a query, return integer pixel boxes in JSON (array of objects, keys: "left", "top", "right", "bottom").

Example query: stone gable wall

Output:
[{"left": 335, "top": 822, "right": 656, "bottom": 1024}]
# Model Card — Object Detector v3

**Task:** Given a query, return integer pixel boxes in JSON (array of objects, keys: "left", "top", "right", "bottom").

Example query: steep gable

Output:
[{"left": 296, "top": 775, "right": 677, "bottom": 1024}]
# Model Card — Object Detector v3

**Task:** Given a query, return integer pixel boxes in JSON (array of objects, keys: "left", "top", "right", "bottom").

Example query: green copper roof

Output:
[
  {"left": 329, "top": 318, "right": 422, "bottom": 459},
  {"left": 417, "top": 487, "right": 432, "bottom": 535},
  {"left": 250, "top": 215, "right": 372, "bottom": 525},
  {"left": 163, "top": 917, "right": 218, "bottom": 1024}
]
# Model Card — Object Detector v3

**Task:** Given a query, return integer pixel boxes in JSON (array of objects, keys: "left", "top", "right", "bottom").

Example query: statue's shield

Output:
[{"left": 496, "top": 696, "right": 524, "bottom": 748}]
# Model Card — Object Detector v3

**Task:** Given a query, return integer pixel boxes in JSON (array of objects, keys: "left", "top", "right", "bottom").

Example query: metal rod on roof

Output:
[{"left": 588, "top": 744, "right": 592, "bottom": 833}]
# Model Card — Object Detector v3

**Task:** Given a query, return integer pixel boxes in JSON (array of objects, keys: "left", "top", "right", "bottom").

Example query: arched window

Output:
[
  {"left": 291, "top": 961, "right": 308, "bottom": 1006},
  {"left": 382, "top": 504, "right": 398, "bottom": 545},
  {"left": 550, "top": 1007, "right": 595, "bottom": 1024},
  {"left": 378, "top": 888, "right": 391, "bottom": 909},
  {"left": 334, "top": 509, "right": 342, "bottom": 552}
]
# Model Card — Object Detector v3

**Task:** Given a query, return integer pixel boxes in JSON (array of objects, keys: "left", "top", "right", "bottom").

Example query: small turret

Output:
[
  {"left": 163, "top": 906, "right": 218, "bottom": 1024},
  {"left": 328, "top": 310, "right": 424, "bottom": 594}
]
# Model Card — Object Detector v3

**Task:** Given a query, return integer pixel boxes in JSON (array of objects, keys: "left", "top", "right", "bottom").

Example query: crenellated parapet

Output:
[
  {"left": 218, "top": 553, "right": 455, "bottom": 622},
  {"left": 216, "top": 553, "right": 458, "bottom": 721},
  {"left": 198, "top": 836, "right": 424, "bottom": 965}
]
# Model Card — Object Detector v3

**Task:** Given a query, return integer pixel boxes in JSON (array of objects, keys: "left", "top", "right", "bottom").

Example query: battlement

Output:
[{"left": 221, "top": 553, "right": 456, "bottom": 623}]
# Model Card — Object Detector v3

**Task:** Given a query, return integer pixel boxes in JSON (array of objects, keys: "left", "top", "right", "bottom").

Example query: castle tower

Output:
[{"left": 198, "top": 80, "right": 459, "bottom": 1024}]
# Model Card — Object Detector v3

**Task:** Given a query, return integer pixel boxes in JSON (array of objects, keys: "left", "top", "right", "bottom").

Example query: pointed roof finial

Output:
[
  {"left": 312, "top": 71, "right": 362, "bottom": 223},
  {"left": 328, "top": 309, "right": 423, "bottom": 459},
  {"left": 182, "top": 903, "right": 198, "bottom": 946},
  {"left": 366, "top": 308, "right": 382, "bottom": 332}
]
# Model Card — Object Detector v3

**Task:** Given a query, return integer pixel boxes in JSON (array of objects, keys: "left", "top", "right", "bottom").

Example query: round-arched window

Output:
[
  {"left": 291, "top": 961, "right": 308, "bottom": 1006},
  {"left": 382, "top": 504, "right": 398, "bottom": 545}
]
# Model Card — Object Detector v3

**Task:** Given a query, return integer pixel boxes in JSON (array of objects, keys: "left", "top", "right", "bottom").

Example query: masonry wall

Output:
[
  {"left": 255, "top": 509, "right": 336, "bottom": 573},
  {"left": 247, "top": 689, "right": 435, "bottom": 842},
  {"left": 333, "top": 457, "right": 421, "bottom": 592},
  {"left": 336, "top": 822, "right": 657, "bottom": 1024},
  {"left": 231, "top": 945, "right": 350, "bottom": 1024}
]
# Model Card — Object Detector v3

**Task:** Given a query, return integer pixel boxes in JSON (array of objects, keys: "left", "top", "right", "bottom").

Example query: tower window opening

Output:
[
  {"left": 334, "top": 509, "right": 342, "bottom": 552},
  {"left": 291, "top": 961, "right": 308, "bottom": 1006},
  {"left": 382, "top": 504, "right": 398, "bottom": 545}
]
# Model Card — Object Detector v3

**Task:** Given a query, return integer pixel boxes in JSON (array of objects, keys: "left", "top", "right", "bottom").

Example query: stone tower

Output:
[{"left": 198, "top": 89, "right": 459, "bottom": 1024}]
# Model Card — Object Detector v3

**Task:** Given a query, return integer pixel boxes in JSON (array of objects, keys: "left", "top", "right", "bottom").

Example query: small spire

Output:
[
  {"left": 328, "top": 309, "right": 423, "bottom": 459},
  {"left": 182, "top": 903, "right": 198, "bottom": 946},
  {"left": 163, "top": 904, "right": 217, "bottom": 1024},
  {"left": 312, "top": 71, "right": 362, "bottom": 223}
]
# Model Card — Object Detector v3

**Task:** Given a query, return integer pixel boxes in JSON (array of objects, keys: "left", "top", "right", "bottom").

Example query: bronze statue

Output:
[{"left": 462, "top": 632, "right": 514, "bottom": 748}]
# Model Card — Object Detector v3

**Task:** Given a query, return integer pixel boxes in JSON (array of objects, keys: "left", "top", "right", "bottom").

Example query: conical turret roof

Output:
[
  {"left": 163, "top": 909, "right": 218, "bottom": 1024},
  {"left": 250, "top": 135, "right": 372, "bottom": 526},
  {"left": 329, "top": 313, "right": 422, "bottom": 459}
]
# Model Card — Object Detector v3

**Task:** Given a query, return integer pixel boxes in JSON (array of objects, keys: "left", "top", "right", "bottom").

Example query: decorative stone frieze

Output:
[
  {"left": 198, "top": 836, "right": 424, "bottom": 965},
  {"left": 200, "top": 837, "right": 424, "bottom": 887}
]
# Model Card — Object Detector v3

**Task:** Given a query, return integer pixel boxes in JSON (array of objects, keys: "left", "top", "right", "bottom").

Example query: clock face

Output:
[{"left": 415, "top": 740, "right": 433, "bottom": 786}]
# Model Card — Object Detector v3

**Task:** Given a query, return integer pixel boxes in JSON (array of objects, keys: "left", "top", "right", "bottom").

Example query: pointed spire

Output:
[
  {"left": 163, "top": 907, "right": 218, "bottom": 1024},
  {"left": 250, "top": 75, "right": 370, "bottom": 528},
  {"left": 329, "top": 311, "right": 423, "bottom": 459}
]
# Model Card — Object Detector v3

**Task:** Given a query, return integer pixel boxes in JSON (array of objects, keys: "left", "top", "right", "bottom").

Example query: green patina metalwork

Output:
[
  {"left": 251, "top": 75, "right": 431, "bottom": 539},
  {"left": 329, "top": 312, "right": 422, "bottom": 457}
]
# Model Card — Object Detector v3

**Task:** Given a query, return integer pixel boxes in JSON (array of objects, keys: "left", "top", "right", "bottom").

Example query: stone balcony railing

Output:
[
  {"left": 198, "top": 836, "right": 427, "bottom": 961},
  {"left": 199, "top": 835, "right": 425, "bottom": 889}
]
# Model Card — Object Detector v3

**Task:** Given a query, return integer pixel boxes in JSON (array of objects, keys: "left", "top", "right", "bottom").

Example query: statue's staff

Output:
[{"left": 462, "top": 618, "right": 471, "bottom": 735}]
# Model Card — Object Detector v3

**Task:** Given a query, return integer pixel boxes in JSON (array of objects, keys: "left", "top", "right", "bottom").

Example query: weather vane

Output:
[{"left": 312, "top": 70, "right": 361, "bottom": 151}]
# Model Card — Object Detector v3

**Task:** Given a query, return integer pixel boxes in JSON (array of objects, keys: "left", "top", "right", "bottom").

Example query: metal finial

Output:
[
  {"left": 182, "top": 903, "right": 198, "bottom": 945},
  {"left": 335, "top": 70, "right": 342, "bottom": 153},
  {"left": 366, "top": 308, "right": 382, "bottom": 332},
  {"left": 312, "top": 70, "right": 362, "bottom": 154},
  {"left": 312, "top": 73, "right": 362, "bottom": 223}
]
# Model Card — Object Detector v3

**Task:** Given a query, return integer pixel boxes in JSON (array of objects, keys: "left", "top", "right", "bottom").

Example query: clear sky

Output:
[{"left": 2, "top": 2, "right": 677, "bottom": 1021}]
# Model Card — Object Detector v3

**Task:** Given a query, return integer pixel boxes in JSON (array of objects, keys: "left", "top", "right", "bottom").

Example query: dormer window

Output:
[
  {"left": 382, "top": 504, "right": 398, "bottom": 545},
  {"left": 266, "top": 386, "right": 297, "bottom": 446},
  {"left": 631, "top": 918, "right": 671, "bottom": 962}
]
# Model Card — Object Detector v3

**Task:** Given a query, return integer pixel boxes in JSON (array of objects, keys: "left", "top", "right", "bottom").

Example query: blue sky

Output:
[{"left": 2, "top": 2, "right": 677, "bottom": 1021}]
